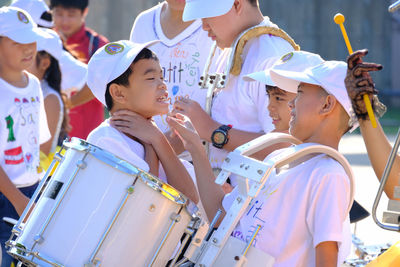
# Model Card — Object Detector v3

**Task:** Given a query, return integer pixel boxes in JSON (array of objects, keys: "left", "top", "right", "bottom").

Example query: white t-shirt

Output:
[
  {"left": 208, "top": 17, "right": 294, "bottom": 171},
  {"left": 87, "top": 119, "right": 158, "bottom": 178},
  {"left": 41, "top": 80, "right": 64, "bottom": 153},
  {"left": 130, "top": 1, "right": 216, "bottom": 133},
  {"left": 0, "top": 72, "right": 51, "bottom": 187},
  {"left": 222, "top": 145, "right": 351, "bottom": 266},
  {"left": 87, "top": 120, "right": 208, "bottom": 220}
]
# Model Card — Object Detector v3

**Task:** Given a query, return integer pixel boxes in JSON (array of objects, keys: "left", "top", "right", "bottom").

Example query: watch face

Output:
[{"left": 213, "top": 131, "right": 226, "bottom": 145}]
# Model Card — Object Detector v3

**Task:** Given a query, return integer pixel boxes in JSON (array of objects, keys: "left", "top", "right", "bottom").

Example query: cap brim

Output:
[
  {"left": 182, "top": 0, "right": 234, "bottom": 22},
  {"left": 5, "top": 26, "right": 51, "bottom": 44},
  {"left": 270, "top": 69, "right": 322, "bottom": 93},
  {"left": 38, "top": 19, "right": 53, "bottom": 28},
  {"left": 243, "top": 70, "right": 276, "bottom": 86},
  {"left": 109, "top": 40, "right": 160, "bottom": 83}
]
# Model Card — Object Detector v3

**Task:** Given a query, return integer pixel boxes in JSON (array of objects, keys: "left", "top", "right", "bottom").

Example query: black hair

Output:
[
  {"left": 248, "top": 0, "right": 258, "bottom": 7},
  {"left": 36, "top": 51, "right": 70, "bottom": 143},
  {"left": 50, "top": 0, "right": 89, "bottom": 11},
  {"left": 104, "top": 48, "right": 159, "bottom": 111},
  {"left": 39, "top": 11, "right": 53, "bottom": 27},
  {"left": 37, "top": 51, "right": 61, "bottom": 93},
  {"left": 265, "top": 85, "right": 279, "bottom": 93}
]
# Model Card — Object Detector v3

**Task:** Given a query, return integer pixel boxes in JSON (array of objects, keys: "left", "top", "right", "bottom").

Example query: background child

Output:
[
  {"left": 50, "top": 0, "right": 108, "bottom": 140},
  {"left": 26, "top": 29, "right": 71, "bottom": 156},
  {"left": 0, "top": 7, "right": 50, "bottom": 266},
  {"left": 244, "top": 51, "right": 325, "bottom": 133}
]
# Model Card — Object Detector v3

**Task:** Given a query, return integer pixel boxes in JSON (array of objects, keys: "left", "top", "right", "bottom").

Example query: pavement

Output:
[{"left": 339, "top": 133, "right": 400, "bottom": 261}]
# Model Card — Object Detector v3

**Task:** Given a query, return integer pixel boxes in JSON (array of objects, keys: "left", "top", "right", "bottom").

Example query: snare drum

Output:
[{"left": 7, "top": 138, "right": 198, "bottom": 266}]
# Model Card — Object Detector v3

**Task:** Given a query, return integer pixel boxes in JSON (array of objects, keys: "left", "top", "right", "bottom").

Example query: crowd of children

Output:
[{"left": 0, "top": 0, "right": 398, "bottom": 266}]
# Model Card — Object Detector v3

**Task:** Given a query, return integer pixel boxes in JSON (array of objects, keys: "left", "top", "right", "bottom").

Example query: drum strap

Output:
[{"left": 230, "top": 26, "right": 300, "bottom": 76}]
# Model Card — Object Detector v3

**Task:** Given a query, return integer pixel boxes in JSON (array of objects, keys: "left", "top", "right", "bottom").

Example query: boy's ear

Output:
[
  {"left": 233, "top": 0, "right": 244, "bottom": 15},
  {"left": 39, "top": 54, "right": 51, "bottom": 72},
  {"left": 319, "top": 95, "right": 337, "bottom": 115},
  {"left": 82, "top": 7, "right": 89, "bottom": 19},
  {"left": 109, "top": 83, "right": 126, "bottom": 105}
]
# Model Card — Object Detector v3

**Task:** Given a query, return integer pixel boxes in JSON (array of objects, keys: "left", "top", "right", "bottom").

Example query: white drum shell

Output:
[{"left": 14, "top": 143, "right": 191, "bottom": 266}]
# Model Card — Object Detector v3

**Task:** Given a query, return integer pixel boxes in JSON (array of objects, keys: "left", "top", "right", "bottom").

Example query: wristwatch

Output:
[{"left": 211, "top": 124, "right": 232, "bottom": 149}]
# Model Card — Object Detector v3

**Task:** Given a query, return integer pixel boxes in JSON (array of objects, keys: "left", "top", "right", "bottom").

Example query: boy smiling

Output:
[{"left": 86, "top": 40, "right": 199, "bottom": 204}]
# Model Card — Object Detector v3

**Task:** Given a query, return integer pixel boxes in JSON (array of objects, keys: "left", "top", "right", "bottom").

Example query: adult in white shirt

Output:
[
  {"left": 130, "top": 0, "right": 216, "bottom": 134},
  {"left": 171, "top": 0, "right": 297, "bottom": 175}
]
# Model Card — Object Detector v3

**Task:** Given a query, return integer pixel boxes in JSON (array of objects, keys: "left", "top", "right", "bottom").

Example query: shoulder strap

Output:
[
  {"left": 86, "top": 30, "right": 101, "bottom": 57},
  {"left": 230, "top": 26, "right": 300, "bottom": 76}
]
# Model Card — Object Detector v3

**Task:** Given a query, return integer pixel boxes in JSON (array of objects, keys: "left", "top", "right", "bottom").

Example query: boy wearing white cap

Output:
[
  {"left": 244, "top": 51, "right": 325, "bottom": 133},
  {"left": 172, "top": 0, "right": 297, "bottom": 178},
  {"left": 130, "top": 0, "right": 217, "bottom": 137},
  {"left": 0, "top": 6, "right": 50, "bottom": 265},
  {"left": 168, "top": 54, "right": 356, "bottom": 266},
  {"left": 86, "top": 40, "right": 199, "bottom": 205}
]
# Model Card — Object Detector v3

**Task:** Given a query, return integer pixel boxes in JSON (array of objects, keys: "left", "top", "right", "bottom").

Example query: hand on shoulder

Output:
[{"left": 110, "top": 109, "right": 163, "bottom": 145}]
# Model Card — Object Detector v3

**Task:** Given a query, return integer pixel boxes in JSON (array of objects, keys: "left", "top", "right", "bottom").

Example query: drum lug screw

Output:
[
  {"left": 170, "top": 212, "right": 181, "bottom": 222},
  {"left": 225, "top": 158, "right": 230, "bottom": 163},
  {"left": 237, "top": 197, "right": 242, "bottom": 203},
  {"left": 245, "top": 165, "right": 250, "bottom": 170},
  {"left": 257, "top": 169, "right": 263, "bottom": 175},
  {"left": 240, "top": 163, "right": 245, "bottom": 168},
  {"left": 76, "top": 160, "right": 87, "bottom": 169},
  {"left": 212, "top": 238, "right": 218, "bottom": 244},
  {"left": 34, "top": 234, "right": 44, "bottom": 244}
]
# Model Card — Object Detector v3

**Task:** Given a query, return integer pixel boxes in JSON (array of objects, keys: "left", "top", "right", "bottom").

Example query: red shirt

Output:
[{"left": 64, "top": 24, "right": 108, "bottom": 140}]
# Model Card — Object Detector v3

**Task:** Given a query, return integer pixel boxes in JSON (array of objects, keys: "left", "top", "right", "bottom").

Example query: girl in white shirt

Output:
[{"left": 27, "top": 50, "right": 70, "bottom": 156}]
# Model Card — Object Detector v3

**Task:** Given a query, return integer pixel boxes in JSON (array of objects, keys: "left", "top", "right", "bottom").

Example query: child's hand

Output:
[
  {"left": 110, "top": 109, "right": 162, "bottom": 145},
  {"left": 172, "top": 98, "right": 218, "bottom": 139},
  {"left": 166, "top": 113, "right": 203, "bottom": 152}
]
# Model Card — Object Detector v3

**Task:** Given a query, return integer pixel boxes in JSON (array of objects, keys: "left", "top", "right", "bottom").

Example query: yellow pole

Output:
[{"left": 334, "top": 13, "right": 377, "bottom": 128}]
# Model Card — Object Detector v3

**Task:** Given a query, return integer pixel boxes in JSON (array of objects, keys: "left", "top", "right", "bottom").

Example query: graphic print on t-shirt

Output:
[
  {"left": 3, "top": 96, "right": 41, "bottom": 169},
  {"left": 5, "top": 115, "right": 15, "bottom": 142},
  {"left": 4, "top": 146, "right": 24, "bottom": 165}
]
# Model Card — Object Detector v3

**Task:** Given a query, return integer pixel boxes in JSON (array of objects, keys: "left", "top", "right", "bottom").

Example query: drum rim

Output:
[{"left": 64, "top": 138, "right": 188, "bottom": 205}]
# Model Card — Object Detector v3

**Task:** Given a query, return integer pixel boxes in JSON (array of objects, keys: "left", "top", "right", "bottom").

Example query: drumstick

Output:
[{"left": 334, "top": 13, "right": 377, "bottom": 128}]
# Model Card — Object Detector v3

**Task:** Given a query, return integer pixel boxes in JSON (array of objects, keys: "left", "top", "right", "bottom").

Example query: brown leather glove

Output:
[{"left": 345, "top": 49, "right": 384, "bottom": 120}]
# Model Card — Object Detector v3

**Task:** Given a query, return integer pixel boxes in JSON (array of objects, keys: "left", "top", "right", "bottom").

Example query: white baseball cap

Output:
[
  {"left": 244, "top": 51, "right": 324, "bottom": 86},
  {"left": 183, "top": 0, "right": 234, "bottom": 22},
  {"left": 87, "top": 40, "right": 159, "bottom": 107},
  {"left": 36, "top": 28, "right": 87, "bottom": 90},
  {"left": 0, "top": 6, "right": 50, "bottom": 44},
  {"left": 11, "top": 0, "right": 53, "bottom": 28},
  {"left": 271, "top": 60, "right": 358, "bottom": 132}
]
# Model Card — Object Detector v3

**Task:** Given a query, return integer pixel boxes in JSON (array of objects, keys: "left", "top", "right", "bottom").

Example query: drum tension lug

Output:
[
  {"left": 34, "top": 234, "right": 44, "bottom": 244},
  {"left": 76, "top": 160, "right": 87, "bottom": 169},
  {"left": 170, "top": 212, "right": 181, "bottom": 222}
]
